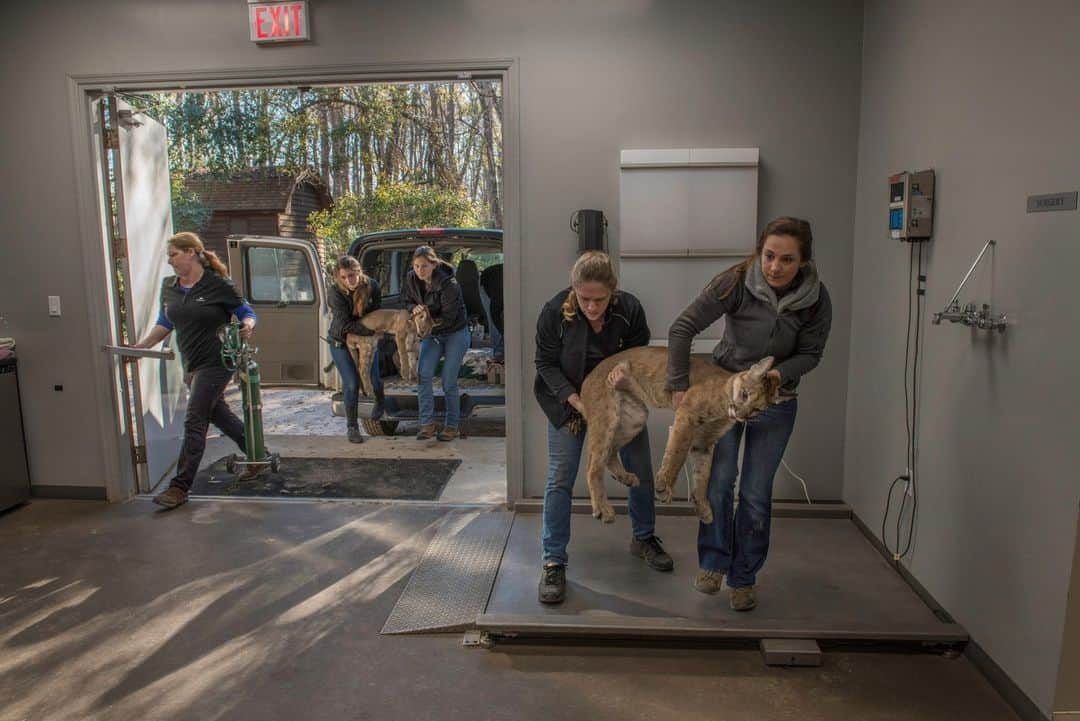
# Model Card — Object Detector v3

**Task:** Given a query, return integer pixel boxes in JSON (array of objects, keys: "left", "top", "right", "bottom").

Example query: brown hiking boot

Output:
[
  {"left": 152, "top": 486, "right": 188, "bottom": 510},
  {"left": 693, "top": 569, "right": 724, "bottom": 595},
  {"left": 630, "top": 535, "right": 674, "bottom": 572},
  {"left": 437, "top": 426, "right": 459, "bottom": 442},
  {"left": 416, "top": 423, "right": 438, "bottom": 440},
  {"left": 729, "top": 585, "right": 757, "bottom": 611}
]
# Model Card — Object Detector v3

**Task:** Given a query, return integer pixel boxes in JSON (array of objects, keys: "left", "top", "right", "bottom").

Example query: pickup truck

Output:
[{"left": 226, "top": 228, "right": 505, "bottom": 436}]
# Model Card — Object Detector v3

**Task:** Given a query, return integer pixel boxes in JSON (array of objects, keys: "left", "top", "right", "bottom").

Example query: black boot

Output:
[
  {"left": 371, "top": 387, "right": 385, "bottom": 421},
  {"left": 538, "top": 563, "right": 566, "bottom": 604},
  {"left": 346, "top": 406, "right": 364, "bottom": 444}
]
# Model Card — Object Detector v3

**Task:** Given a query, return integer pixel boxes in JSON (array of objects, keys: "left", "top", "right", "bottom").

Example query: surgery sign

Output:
[{"left": 249, "top": 1, "right": 310, "bottom": 43}]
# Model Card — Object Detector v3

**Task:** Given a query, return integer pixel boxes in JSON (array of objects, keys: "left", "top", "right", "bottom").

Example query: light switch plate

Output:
[{"left": 48, "top": 296, "right": 61, "bottom": 317}]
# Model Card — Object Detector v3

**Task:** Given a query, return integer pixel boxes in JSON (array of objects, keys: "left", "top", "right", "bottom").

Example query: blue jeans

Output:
[
  {"left": 329, "top": 341, "right": 382, "bottom": 413},
  {"left": 541, "top": 421, "right": 657, "bottom": 566},
  {"left": 698, "top": 398, "right": 798, "bottom": 588},
  {"left": 417, "top": 327, "right": 470, "bottom": 427}
]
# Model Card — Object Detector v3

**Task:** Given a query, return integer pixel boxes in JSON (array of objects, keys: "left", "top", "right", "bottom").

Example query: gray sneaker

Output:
[
  {"left": 630, "top": 535, "right": 674, "bottom": 572},
  {"left": 152, "top": 486, "right": 188, "bottom": 510},
  {"left": 693, "top": 569, "right": 724, "bottom": 595},
  {"left": 729, "top": 585, "right": 757, "bottom": 611}
]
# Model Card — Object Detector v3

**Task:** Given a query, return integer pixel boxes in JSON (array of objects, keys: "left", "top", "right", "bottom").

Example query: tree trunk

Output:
[
  {"left": 330, "top": 101, "right": 347, "bottom": 197},
  {"left": 362, "top": 129, "right": 375, "bottom": 196},
  {"left": 479, "top": 81, "right": 502, "bottom": 228},
  {"left": 318, "top": 96, "right": 331, "bottom": 187}
]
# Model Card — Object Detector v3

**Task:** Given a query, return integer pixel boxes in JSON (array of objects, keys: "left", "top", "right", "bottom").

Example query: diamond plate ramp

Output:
[{"left": 381, "top": 511, "right": 514, "bottom": 634}]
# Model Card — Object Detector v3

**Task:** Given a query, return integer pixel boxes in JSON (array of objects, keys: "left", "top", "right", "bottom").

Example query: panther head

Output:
[
  {"left": 410, "top": 305, "right": 434, "bottom": 338},
  {"left": 728, "top": 356, "right": 781, "bottom": 422}
]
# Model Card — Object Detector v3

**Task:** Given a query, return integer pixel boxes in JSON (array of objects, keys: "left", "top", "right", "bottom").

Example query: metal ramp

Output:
[{"left": 381, "top": 510, "right": 513, "bottom": 634}]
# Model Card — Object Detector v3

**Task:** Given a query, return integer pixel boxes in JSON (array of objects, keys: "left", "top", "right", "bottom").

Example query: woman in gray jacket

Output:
[{"left": 667, "top": 217, "right": 832, "bottom": 611}]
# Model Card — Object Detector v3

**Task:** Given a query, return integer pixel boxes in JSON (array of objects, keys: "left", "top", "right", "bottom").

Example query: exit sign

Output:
[{"left": 249, "top": 1, "right": 310, "bottom": 43}]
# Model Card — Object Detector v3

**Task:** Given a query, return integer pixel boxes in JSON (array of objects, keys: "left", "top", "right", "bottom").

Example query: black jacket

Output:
[
  {"left": 403, "top": 264, "right": 467, "bottom": 336},
  {"left": 327, "top": 278, "right": 382, "bottom": 346},
  {"left": 480, "top": 263, "right": 504, "bottom": 332},
  {"left": 160, "top": 270, "right": 247, "bottom": 372},
  {"left": 533, "top": 288, "right": 651, "bottom": 429}
]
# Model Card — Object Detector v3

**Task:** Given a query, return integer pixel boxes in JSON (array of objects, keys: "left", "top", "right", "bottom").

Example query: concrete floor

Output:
[{"left": 0, "top": 499, "right": 1020, "bottom": 721}]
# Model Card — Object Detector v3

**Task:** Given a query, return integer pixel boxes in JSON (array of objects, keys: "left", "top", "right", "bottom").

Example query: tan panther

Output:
[
  {"left": 580, "top": 346, "right": 780, "bottom": 523},
  {"left": 345, "top": 305, "right": 433, "bottom": 396}
]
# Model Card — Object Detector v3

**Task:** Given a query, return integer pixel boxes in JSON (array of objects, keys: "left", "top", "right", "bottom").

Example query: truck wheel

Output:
[{"left": 361, "top": 419, "right": 399, "bottom": 436}]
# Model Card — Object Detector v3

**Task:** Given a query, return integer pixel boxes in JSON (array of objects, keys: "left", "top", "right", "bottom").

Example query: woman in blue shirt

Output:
[{"left": 133, "top": 232, "right": 257, "bottom": 510}]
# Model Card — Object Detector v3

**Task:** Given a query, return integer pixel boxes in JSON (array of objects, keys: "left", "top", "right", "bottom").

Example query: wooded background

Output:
[{"left": 135, "top": 81, "right": 503, "bottom": 259}]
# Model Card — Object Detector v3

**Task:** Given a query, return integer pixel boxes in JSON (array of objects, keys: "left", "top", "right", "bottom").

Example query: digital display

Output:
[
  {"left": 889, "top": 208, "right": 904, "bottom": 231},
  {"left": 890, "top": 182, "right": 904, "bottom": 203}
]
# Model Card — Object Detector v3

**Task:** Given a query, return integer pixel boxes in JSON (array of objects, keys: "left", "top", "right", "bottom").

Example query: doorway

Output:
[{"left": 70, "top": 63, "right": 522, "bottom": 505}]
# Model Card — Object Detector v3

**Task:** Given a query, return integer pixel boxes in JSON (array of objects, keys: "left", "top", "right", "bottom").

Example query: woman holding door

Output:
[{"left": 132, "top": 231, "right": 257, "bottom": 510}]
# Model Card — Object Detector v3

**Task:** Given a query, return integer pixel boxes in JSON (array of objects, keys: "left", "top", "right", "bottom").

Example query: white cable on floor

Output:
[
  {"left": 672, "top": 428, "right": 813, "bottom": 505},
  {"left": 781, "top": 458, "right": 812, "bottom": 505}
]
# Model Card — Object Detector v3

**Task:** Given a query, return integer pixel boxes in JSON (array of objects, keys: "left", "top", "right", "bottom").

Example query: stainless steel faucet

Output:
[{"left": 932, "top": 240, "right": 1007, "bottom": 333}]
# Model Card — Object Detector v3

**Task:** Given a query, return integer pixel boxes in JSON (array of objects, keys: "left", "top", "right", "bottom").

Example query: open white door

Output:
[{"left": 99, "top": 96, "right": 187, "bottom": 494}]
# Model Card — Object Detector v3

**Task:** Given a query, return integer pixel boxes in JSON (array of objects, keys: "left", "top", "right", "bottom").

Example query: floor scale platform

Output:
[{"left": 476, "top": 510, "right": 967, "bottom": 646}]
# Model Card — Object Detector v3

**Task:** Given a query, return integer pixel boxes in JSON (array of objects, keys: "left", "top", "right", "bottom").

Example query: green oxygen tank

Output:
[{"left": 220, "top": 321, "right": 280, "bottom": 476}]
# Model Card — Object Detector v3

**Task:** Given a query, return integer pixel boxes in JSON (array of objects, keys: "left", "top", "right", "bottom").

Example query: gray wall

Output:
[
  {"left": 1056, "top": 507, "right": 1080, "bottom": 717},
  {"left": 0, "top": 0, "right": 862, "bottom": 501},
  {"left": 845, "top": 1, "right": 1080, "bottom": 716}
]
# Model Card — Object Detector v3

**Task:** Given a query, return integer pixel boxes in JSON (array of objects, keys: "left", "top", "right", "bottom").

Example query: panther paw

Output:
[
  {"left": 691, "top": 495, "right": 713, "bottom": 523},
  {"left": 654, "top": 484, "right": 674, "bottom": 503},
  {"left": 592, "top": 501, "right": 616, "bottom": 524}
]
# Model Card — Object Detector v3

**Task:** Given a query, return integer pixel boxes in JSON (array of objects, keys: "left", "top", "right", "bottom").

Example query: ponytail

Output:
[{"left": 200, "top": 249, "right": 229, "bottom": 277}]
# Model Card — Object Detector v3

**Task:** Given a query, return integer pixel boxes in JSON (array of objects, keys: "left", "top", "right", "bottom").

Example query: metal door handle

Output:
[{"left": 103, "top": 345, "right": 176, "bottom": 360}]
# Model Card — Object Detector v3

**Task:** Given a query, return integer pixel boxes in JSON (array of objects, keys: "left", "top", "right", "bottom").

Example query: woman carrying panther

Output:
[
  {"left": 327, "top": 255, "right": 383, "bottom": 444},
  {"left": 667, "top": 217, "right": 833, "bottom": 611},
  {"left": 403, "top": 245, "right": 471, "bottom": 442},
  {"left": 533, "top": 250, "right": 674, "bottom": 605}
]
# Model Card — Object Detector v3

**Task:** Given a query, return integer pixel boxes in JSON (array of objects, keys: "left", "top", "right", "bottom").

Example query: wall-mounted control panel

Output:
[{"left": 889, "top": 169, "right": 935, "bottom": 242}]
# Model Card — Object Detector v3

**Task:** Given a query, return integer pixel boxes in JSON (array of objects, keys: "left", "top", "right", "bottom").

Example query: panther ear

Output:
[
  {"left": 764, "top": 372, "right": 782, "bottom": 404},
  {"left": 749, "top": 356, "right": 774, "bottom": 377}
]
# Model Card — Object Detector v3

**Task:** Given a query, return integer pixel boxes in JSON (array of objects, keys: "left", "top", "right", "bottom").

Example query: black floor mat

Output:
[{"left": 190, "top": 457, "right": 462, "bottom": 500}]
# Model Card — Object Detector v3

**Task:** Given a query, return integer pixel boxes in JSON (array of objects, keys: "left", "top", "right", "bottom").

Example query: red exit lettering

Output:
[{"left": 251, "top": 2, "right": 308, "bottom": 42}]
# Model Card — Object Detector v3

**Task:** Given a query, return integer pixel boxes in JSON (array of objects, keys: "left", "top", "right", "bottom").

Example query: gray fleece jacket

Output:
[{"left": 666, "top": 258, "right": 832, "bottom": 394}]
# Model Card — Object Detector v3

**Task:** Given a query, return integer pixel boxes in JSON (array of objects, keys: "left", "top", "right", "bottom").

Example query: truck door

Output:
[{"left": 227, "top": 236, "right": 326, "bottom": 386}]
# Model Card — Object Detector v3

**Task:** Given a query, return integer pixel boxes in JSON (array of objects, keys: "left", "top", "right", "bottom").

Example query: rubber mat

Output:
[
  {"left": 381, "top": 511, "right": 514, "bottom": 634},
  {"left": 190, "top": 456, "right": 461, "bottom": 500}
]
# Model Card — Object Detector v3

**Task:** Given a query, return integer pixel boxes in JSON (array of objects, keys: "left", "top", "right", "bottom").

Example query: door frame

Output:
[{"left": 67, "top": 60, "right": 523, "bottom": 503}]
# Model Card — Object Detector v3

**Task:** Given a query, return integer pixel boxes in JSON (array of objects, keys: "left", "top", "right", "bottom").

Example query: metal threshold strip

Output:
[
  {"left": 134, "top": 493, "right": 507, "bottom": 509},
  {"left": 475, "top": 613, "right": 969, "bottom": 644}
]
